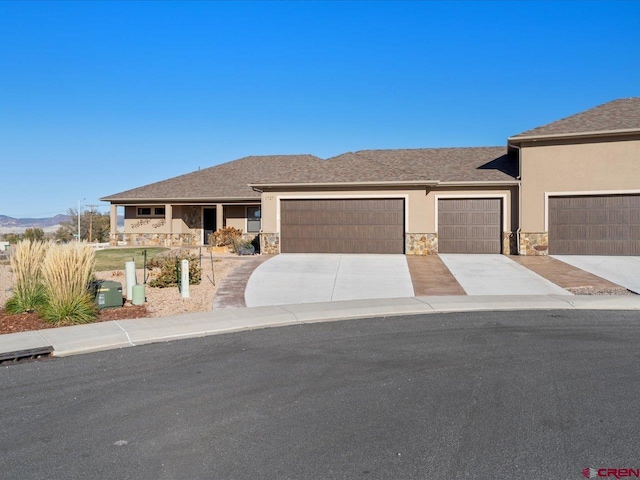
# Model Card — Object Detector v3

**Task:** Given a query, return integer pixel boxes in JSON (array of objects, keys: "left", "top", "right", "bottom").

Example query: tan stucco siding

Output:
[
  {"left": 520, "top": 139, "right": 640, "bottom": 231},
  {"left": 224, "top": 206, "right": 247, "bottom": 231},
  {"left": 425, "top": 186, "right": 518, "bottom": 232},
  {"left": 123, "top": 205, "right": 196, "bottom": 234},
  {"left": 124, "top": 205, "right": 171, "bottom": 234},
  {"left": 260, "top": 188, "right": 429, "bottom": 233}
]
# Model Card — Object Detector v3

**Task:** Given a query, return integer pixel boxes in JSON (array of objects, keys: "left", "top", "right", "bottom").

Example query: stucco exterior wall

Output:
[
  {"left": 520, "top": 138, "right": 640, "bottom": 232},
  {"left": 224, "top": 205, "right": 248, "bottom": 231},
  {"left": 124, "top": 205, "right": 200, "bottom": 234}
]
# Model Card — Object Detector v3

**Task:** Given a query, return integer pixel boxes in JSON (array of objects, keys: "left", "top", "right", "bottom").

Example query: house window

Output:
[
  {"left": 247, "top": 206, "right": 261, "bottom": 232},
  {"left": 137, "top": 207, "right": 165, "bottom": 217}
]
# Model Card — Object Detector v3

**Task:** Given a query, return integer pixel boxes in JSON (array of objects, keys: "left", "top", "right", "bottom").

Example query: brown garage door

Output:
[
  {"left": 549, "top": 194, "right": 640, "bottom": 255},
  {"left": 280, "top": 199, "right": 404, "bottom": 254},
  {"left": 438, "top": 198, "right": 502, "bottom": 253}
]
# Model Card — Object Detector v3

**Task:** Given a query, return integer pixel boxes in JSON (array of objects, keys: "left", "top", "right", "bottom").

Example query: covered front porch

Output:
[{"left": 108, "top": 202, "right": 261, "bottom": 247}]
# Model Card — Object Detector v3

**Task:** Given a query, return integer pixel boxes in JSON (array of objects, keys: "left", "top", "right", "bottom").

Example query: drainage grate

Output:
[{"left": 0, "top": 346, "right": 54, "bottom": 365}]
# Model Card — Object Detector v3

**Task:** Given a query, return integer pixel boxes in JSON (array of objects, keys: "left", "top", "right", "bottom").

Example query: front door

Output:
[{"left": 203, "top": 208, "right": 217, "bottom": 245}]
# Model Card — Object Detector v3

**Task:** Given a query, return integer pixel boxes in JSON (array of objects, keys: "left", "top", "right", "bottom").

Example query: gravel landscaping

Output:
[{"left": 0, "top": 250, "right": 251, "bottom": 334}]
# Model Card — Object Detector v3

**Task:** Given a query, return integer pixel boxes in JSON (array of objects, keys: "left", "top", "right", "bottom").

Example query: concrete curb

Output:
[{"left": 2, "top": 295, "right": 640, "bottom": 358}]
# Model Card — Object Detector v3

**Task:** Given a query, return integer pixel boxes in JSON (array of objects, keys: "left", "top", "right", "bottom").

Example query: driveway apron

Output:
[
  {"left": 552, "top": 255, "right": 640, "bottom": 294},
  {"left": 438, "top": 254, "right": 571, "bottom": 296},
  {"left": 245, "top": 254, "right": 414, "bottom": 307}
]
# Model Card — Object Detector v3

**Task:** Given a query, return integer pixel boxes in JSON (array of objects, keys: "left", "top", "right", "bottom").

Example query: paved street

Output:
[{"left": 2, "top": 310, "right": 640, "bottom": 479}]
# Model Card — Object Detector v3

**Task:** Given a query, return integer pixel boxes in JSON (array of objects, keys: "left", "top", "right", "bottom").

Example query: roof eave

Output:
[
  {"left": 508, "top": 127, "right": 640, "bottom": 145},
  {"left": 100, "top": 196, "right": 260, "bottom": 204},
  {"left": 436, "top": 180, "right": 520, "bottom": 186},
  {"left": 248, "top": 180, "right": 441, "bottom": 189}
]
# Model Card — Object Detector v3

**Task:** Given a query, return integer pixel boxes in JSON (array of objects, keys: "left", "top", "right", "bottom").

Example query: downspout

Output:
[
  {"left": 251, "top": 187, "right": 266, "bottom": 252},
  {"left": 511, "top": 143, "right": 522, "bottom": 255},
  {"left": 251, "top": 186, "right": 264, "bottom": 232}
]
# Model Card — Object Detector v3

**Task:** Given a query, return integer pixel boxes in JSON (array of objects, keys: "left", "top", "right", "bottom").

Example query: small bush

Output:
[
  {"left": 39, "top": 242, "right": 97, "bottom": 324},
  {"left": 147, "top": 252, "right": 202, "bottom": 288},
  {"left": 210, "top": 227, "right": 243, "bottom": 247},
  {"left": 6, "top": 240, "right": 50, "bottom": 313}
]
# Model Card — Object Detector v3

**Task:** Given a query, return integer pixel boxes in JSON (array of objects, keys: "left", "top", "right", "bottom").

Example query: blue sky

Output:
[{"left": 1, "top": 1, "right": 638, "bottom": 217}]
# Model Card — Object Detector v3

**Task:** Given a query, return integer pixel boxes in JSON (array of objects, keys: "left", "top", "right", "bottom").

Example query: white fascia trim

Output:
[
  {"left": 508, "top": 128, "right": 640, "bottom": 143},
  {"left": 109, "top": 199, "right": 260, "bottom": 205},
  {"left": 250, "top": 181, "right": 439, "bottom": 188},
  {"left": 275, "top": 193, "right": 410, "bottom": 233},
  {"left": 437, "top": 181, "right": 519, "bottom": 186},
  {"left": 544, "top": 189, "right": 640, "bottom": 231},
  {"left": 434, "top": 193, "right": 509, "bottom": 232}
]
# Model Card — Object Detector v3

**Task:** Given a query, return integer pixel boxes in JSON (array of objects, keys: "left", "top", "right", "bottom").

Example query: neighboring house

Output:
[{"left": 101, "top": 98, "right": 640, "bottom": 255}]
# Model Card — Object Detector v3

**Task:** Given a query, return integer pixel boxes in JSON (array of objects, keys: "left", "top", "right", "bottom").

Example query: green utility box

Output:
[{"left": 90, "top": 280, "right": 123, "bottom": 309}]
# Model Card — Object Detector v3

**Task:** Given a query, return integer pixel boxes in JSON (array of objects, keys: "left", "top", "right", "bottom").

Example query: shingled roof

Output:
[
  {"left": 510, "top": 97, "right": 640, "bottom": 141},
  {"left": 102, "top": 147, "right": 519, "bottom": 202},
  {"left": 101, "top": 154, "right": 325, "bottom": 201},
  {"left": 354, "top": 147, "right": 518, "bottom": 182},
  {"left": 254, "top": 147, "right": 518, "bottom": 185}
]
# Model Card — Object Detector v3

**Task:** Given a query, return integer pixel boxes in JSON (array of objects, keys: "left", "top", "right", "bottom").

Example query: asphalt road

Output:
[{"left": 2, "top": 310, "right": 640, "bottom": 480}]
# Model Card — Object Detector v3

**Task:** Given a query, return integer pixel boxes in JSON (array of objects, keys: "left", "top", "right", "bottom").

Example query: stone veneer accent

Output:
[
  {"left": 519, "top": 232, "right": 549, "bottom": 256},
  {"left": 502, "top": 231, "right": 517, "bottom": 255},
  {"left": 405, "top": 233, "right": 438, "bottom": 255},
  {"left": 183, "top": 206, "right": 202, "bottom": 229},
  {"left": 260, "top": 233, "right": 280, "bottom": 255}
]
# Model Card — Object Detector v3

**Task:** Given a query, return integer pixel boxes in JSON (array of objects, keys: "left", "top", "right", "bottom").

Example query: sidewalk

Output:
[{"left": 3, "top": 295, "right": 640, "bottom": 358}]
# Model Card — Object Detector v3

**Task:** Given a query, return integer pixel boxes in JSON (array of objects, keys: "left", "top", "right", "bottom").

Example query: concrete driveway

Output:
[
  {"left": 245, "top": 254, "right": 414, "bottom": 307},
  {"left": 438, "top": 254, "right": 571, "bottom": 295},
  {"left": 552, "top": 255, "right": 640, "bottom": 294}
]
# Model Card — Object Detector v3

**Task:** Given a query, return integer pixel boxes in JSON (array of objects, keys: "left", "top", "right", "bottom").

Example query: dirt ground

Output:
[{"left": 0, "top": 252, "right": 248, "bottom": 334}]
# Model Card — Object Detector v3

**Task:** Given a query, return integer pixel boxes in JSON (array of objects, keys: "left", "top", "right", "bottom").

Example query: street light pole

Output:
[
  {"left": 87, "top": 204, "right": 99, "bottom": 243},
  {"left": 77, "top": 198, "right": 85, "bottom": 241}
]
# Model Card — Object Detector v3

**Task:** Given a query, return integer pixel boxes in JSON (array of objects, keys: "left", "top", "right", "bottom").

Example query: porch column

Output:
[
  {"left": 216, "top": 203, "right": 224, "bottom": 230},
  {"left": 109, "top": 204, "right": 118, "bottom": 246},
  {"left": 165, "top": 204, "right": 173, "bottom": 246}
]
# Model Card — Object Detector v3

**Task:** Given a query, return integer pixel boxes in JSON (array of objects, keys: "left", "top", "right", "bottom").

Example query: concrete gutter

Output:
[{"left": 2, "top": 295, "right": 640, "bottom": 358}]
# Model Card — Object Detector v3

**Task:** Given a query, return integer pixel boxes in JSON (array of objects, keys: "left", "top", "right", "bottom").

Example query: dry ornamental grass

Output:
[
  {"left": 5, "top": 240, "right": 50, "bottom": 313},
  {"left": 1, "top": 248, "right": 249, "bottom": 332},
  {"left": 40, "top": 242, "right": 97, "bottom": 324}
]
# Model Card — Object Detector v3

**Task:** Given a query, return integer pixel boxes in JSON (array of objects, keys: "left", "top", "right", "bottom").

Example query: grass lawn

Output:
[{"left": 95, "top": 247, "right": 169, "bottom": 271}]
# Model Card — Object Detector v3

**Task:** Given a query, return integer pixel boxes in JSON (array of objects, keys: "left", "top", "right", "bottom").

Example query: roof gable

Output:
[{"left": 510, "top": 97, "right": 640, "bottom": 141}]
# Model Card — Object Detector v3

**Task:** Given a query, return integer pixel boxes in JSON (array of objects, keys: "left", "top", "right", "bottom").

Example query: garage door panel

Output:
[
  {"left": 549, "top": 194, "right": 640, "bottom": 255},
  {"left": 281, "top": 199, "right": 404, "bottom": 254},
  {"left": 438, "top": 198, "right": 502, "bottom": 254}
]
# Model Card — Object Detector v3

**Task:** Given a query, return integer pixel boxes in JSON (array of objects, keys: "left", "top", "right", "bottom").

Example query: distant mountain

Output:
[
  {"left": 0, "top": 214, "right": 124, "bottom": 234},
  {"left": 0, "top": 214, "right": 72, "bottom": 228}
]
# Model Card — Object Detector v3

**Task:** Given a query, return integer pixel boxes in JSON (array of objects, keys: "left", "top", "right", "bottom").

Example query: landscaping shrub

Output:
[
  {"left": 5, "top": 240, "right": 50, "bottom": 314},
  {"left": 39, "top": 242, "right": 97, "bottom": 324},
  {"left": 209, "top": 227, "right": 243, "bottom": 247},
  {"left": 147, "top": 252, "right": 202, "bottom": 288}
]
